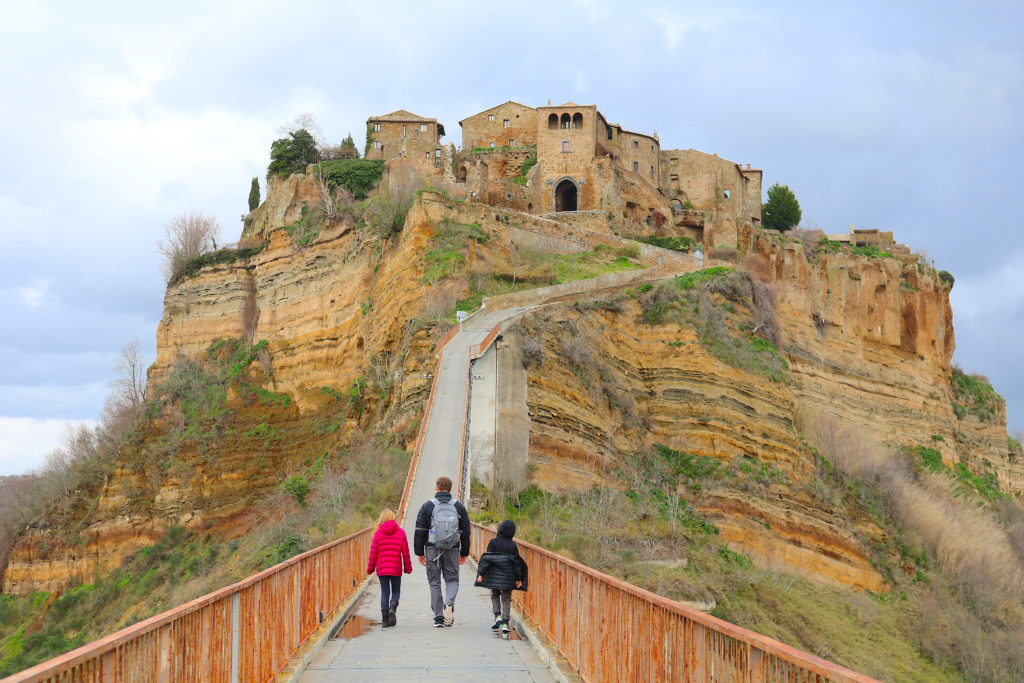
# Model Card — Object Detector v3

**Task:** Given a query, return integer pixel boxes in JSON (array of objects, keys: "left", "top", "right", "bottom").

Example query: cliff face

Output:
[
  {"left": 3, "top": 178, "right": 454, "bottom": 594},
  {"left": 4, "top": 170, "right": 1018, "bottom": 598},
  {"left": 509, "top": 227, "right": 1020, "bottom": 590}
]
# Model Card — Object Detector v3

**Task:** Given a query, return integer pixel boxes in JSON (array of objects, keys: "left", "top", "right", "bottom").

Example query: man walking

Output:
[{"left": 414, "top": 476, "right": 470, "bottom": 627}]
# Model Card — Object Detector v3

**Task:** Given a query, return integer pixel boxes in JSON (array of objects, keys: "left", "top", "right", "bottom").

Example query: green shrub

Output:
[
  {"left": 261, "top": 533, "right": 309, "bottom": 567},
  {"left": 638, "top": 235, "right": 694, "bottom": 252},
  {"left": 761, "top": 183, "right": 801, "bottom": 232},
  {"left": 914, "top": 446, "right": 945, "bottom": 473},
  {"left": 938, "top": 270, "right": 955, "bottom": 288},
  {"left": 168, "top": 240, "right": 268, "bottom": 287},
  {"left": 513, "top": 153, "right": 537, "bottom": 186},
  {"left": 851, "top": 245, "right": 892, "bottom": 259},
  {"left": 675, "top": 266, "right": 734, "bottom": 290},
  {"left": 267, "top": 129, "right": 318, "bottom": 178},
  {"left": 284, "top": 205, "right": 322, "bottom": 248},
  {"left": 315, "top": 159, "right": 386, "bottom": 199},
  {"left": 951, "top": 367, "right": 1002, "bottom": 422},
  {"left": 282, "top": 475, "right": 311, "bottom": 507},
  {"left": 248, "top": 177, "right": 260, "bottom": 212}
]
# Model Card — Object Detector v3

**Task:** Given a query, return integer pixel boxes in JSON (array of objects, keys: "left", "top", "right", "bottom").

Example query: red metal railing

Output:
[
  {"left": 471, "top": 524, "right": 878, "bottom": 683},
  {"left": 3, "top": 527, "right": 373, "bottom": 683}
]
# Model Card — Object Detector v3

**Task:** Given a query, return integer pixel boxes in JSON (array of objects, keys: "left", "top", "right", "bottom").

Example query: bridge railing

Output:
[
  {"left": 471, "top": 523, "right": 876, "bottom": 683},
  {"left": 4, "top": 527, "right": 373, "bottom": 683}
]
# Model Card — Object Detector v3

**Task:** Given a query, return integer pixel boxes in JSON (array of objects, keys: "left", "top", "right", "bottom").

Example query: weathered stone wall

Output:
[
  {"left": 661, "top": 149, "right": 761, "bottom": 225},
  {"left": 460, "top": 102, "right": 537, "bottom": 151},
  {"left": 366, "top": 118, "right": 443, "bottom": 174}
]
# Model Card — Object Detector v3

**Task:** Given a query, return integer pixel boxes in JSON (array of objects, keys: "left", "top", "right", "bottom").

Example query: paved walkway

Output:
[
  {"left": 296, "top": 243, "right": 700, "bottom": 680},
  {"left": 298, "top": 306, "right": 554, "bottom": 682},
  {"left": 299, "top": 571, "right": 553, "bottom": 681}
]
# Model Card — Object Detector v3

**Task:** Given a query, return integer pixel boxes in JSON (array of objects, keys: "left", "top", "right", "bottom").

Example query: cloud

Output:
[
  {"left": 0, "top": 417, "right": 96, "bottom": 476},
  {"left": 952, "top": 253, "right": 1024, "bottom": 432},
  {"left": 14, "top": 278, "right": 51, "bottom": 308}
]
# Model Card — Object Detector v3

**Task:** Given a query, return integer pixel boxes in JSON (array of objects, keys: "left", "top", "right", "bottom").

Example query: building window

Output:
[
  {"left": 403, "top": 125, "right": 407, "bottom": 135},
  {"left": 548, "top": 113, "right": 558, "bottom": 129},
  {"left": 631, "top": 140, "right": 639, "bottom": 149},
  {"left": 670, "top": 157, "right": 678, "bottom": 165},
  {"left": 489, "top": 142, "right": 495, "bottom": 147},
  {"left": 420, "top": 124, "right": 428, "bottom": 132},
  {"left": 723, "top": 189, "right": 732, "bottom": 199},
  {"left": 670, "top": 174, "right": 679, "bottom": 183},
  {"left": 572, "top": 113, "right": 583, "bottom": 129},
  {"left": 508, "top": 138, "right": 515, "bottom": 146},
  {"left": 650, "top": 166, "right": 655, "bottom": 178},
  {"left": 488, "top": 115, "right": 494, "bottom": 122},
  {"left": 503, "top": 119, "right": 510, "bottom": 128},
  {"left": 651, "top": 144, "right": 655, "bottom": 152},
  {"left": 606, "top": 125, "right": 613, "bottom": 140},
  {"left": 632, "top": 161, "right": 639, "bottom": 172},
  {"left": 562, "top": 140, "right": 571, "bottom": 153},
  {"left": 435, "top": 148, "right": 442, "bottom": 159},
  {"left": 373, "top": 141, "right": 381, "bottom": 150},
  {"left": 373, "top": 123, "right": 381, "bottom": 132},
  {"left": 560, "top": 113, "right": 571, "bottom": 129}
]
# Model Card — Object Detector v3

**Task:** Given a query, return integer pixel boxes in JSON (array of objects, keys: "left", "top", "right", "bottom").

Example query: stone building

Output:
[
  {"left": 365, "top": 100, "right": 762, "bottom": 240},
  {"left": 365, "top": 110, "right": 446, "bottom": 173},
  {"left": 459, "top": 101, "right": 537, "bottom": 151}
]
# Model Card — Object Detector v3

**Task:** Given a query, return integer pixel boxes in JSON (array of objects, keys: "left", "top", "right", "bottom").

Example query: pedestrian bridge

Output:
[{"left": 4, "top": 230, "right": 876, "bottom": 682}]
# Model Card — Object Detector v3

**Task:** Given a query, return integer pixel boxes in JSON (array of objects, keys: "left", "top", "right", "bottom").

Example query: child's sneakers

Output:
[
  {"left": 501, "top": 621, "right": 511, "bottom": 639},
  {"left": 442, "top": 602, "right": 455, "bottom": 627},
  {"left": 434, "top": 616, "right": 445, "bottom": 628},
  {"left": 491, "top": 615, "right": 503, "bottom": 630}
]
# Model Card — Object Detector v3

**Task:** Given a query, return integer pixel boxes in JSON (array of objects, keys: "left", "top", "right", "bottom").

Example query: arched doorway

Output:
[{"left": 554, "top": 179, "right": 578, "bottom": 212}]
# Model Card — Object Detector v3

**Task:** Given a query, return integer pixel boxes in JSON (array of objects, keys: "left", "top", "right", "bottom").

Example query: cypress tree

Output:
[
  {"left": 761, "top": 183, "right": 802, "bottom": 232},
  {"left": 248, "top": 177, "right": 260, "bottom": 212}
]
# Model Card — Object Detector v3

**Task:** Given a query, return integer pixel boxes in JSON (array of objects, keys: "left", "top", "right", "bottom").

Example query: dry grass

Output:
[{"left": 802, "top": 412, "right": 1024, "bottom": 681}]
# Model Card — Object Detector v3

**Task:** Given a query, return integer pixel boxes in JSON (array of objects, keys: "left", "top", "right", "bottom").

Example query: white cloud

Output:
[
  {"left": 14, "top": 278, "right": 52, "bottom": 308},
  {"left": 0, "top": 416, "right": 95, "bottom": 476}
]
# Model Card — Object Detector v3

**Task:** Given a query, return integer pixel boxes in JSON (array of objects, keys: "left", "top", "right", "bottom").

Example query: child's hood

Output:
[
  {"left": 497, "top": 519, "right": 516, "bottom": 539},
  {"left": 379, "top": 519, "right": 400, "bottom": 535}
]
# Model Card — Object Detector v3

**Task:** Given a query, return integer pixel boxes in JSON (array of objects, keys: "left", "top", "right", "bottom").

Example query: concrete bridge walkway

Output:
[
  {"left": 295, "top": 239, "right": 701, "bottom": 681},
  {"left": 298, "top": 307, "right": 556, "bottom": 682}
]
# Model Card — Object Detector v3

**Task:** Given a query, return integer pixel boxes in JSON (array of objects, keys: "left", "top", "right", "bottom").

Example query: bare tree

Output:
[
  {"left": 278, "top": 113, "right": 326, "bottom": 149},
  {"left": 158, "top": 212, "right": 222, "bottom": 284},
  {"left": 112, "top": 341, "right": 147, "bottom": 409}
]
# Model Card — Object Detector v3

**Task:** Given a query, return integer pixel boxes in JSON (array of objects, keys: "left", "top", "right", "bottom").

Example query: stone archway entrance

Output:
[{"left": 554, "top": 179, "right": 578, "bottom": 212}]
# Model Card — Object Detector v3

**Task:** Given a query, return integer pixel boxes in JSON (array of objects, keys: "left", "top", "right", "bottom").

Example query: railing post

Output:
[{"left": 230, "top": 592, "right": 240, "bottom": 683}]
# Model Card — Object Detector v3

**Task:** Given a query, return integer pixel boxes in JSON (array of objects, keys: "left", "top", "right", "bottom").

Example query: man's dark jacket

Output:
[
  {"left": 475, "top": 521, "right": 528, "bottom": 591},
  {"left": 413, "top": 491, "right": 470, "bottom": 556}
]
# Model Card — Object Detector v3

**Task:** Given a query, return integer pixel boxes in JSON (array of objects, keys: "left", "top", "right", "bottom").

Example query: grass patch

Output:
[
  {"left": 950, "top": 367, "right": 1002, "bottom": 422},
  {"left": 638, "top": 235, "right": 694, "bottom": 252},
  {"left": 423, "top": 220, "right": 490, "bottom": 282}
]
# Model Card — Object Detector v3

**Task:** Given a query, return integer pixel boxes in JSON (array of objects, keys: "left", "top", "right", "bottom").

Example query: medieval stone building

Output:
[{"left": 367, "top": 100, "right": 762, "bottom": 242}]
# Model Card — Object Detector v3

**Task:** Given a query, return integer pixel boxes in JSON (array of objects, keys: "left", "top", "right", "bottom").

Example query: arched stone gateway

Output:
[{"left": 554, "top": 178, "right": 578, "bottom": 212}]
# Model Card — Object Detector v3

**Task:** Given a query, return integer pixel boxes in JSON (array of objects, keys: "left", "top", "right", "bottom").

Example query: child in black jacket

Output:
[{"left": 475, "top": 519, "right": 528, "bottom": 634}]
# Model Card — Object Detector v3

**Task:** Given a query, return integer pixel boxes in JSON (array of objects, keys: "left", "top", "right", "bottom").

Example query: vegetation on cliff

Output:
[
  {"left": 267, "top": 128, "right": 319, "bottom": 178},
  {"left": 634, "top": 267, "right": 787, "bottom": 382},
  {"left": 761, "top": 183, "right": 802, "bottom": 232}
]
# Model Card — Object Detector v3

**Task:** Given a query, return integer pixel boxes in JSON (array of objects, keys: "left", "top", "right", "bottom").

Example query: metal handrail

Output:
[
  {"left": 2, "top": 527, "right": 373, "bottom": 683},
  {"left": 470, "top": 523, "right": 878, "bottom": 683}
]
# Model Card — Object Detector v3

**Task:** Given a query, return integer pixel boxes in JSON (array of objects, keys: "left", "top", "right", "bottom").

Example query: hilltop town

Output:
[{"left": 358, "top": 100, "right": 901, "bottom": 253}]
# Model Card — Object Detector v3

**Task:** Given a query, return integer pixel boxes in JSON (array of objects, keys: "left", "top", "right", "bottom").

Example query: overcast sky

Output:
[{"left": 0, "top": 0, "right": 1021, "bottom": 475}]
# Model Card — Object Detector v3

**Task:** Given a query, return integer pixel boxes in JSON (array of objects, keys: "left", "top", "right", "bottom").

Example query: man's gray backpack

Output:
[{"left": 430, "top": 498, "right": 460, "bottom": 550}]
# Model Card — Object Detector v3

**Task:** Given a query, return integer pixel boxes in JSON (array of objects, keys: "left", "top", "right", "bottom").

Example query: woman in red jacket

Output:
[{"left": 366, "top": 509, "right": 412, "bottom": 627}]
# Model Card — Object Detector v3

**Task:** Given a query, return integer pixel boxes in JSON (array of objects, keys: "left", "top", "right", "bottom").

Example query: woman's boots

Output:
[
  {"left": 381, "top": 608, "right": 392, "bottom": 628},
  {"left": 388, "top": 599, "right": 399, "bottom": 627}
]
